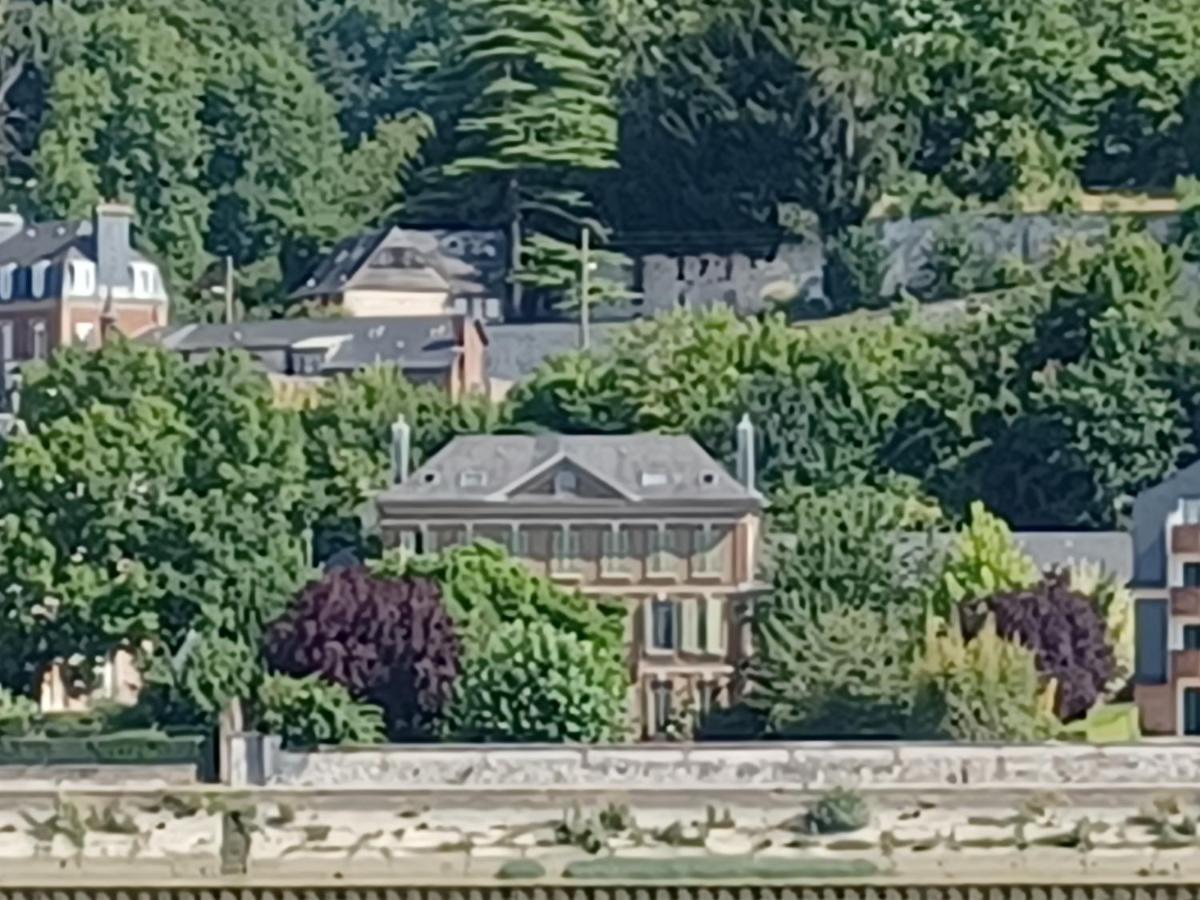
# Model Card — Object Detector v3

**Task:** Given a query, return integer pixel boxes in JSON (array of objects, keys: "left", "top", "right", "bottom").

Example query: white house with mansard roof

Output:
[{"left": 374, "top": 417, "right": 767, "bottom": 738}]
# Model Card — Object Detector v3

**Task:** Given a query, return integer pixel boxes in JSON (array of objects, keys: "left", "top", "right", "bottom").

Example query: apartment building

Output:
[
  {"left": 374, "top": 418, "right": 766, "bottom": 737},
  {"left": 1132, "top": 459, "right": 1200, "bottom": 735}
]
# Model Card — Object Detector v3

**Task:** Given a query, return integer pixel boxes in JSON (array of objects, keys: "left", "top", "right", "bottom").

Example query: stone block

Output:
[{"left": 399, "top": 828, "right": 468, "bottom": 850}]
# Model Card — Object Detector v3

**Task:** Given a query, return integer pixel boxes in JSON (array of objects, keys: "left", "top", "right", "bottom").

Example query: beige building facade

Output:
[{"left": 375, "top": 423, "right": 766, "bottom": 737}]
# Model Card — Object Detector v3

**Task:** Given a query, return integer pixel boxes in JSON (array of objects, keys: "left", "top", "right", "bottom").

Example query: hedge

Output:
[{"left": 0, "top": 731, "right": 206, "bottom": 766}]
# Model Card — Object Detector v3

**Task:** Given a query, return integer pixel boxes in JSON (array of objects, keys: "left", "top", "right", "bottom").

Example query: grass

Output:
[
  {"left": 1060, "top": 703, "right": 1140, "bottom": 744},
  {"left": 497, "top": 859, "right": 547, "bottom": 880},
  {"left": 563, "top": 856, "right": 878, "bottom": 880}
]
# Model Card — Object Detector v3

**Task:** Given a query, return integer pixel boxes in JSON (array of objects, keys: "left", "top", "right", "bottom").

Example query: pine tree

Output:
[{"left": 426, "top": 0, "right": 622, "bottom": 316}]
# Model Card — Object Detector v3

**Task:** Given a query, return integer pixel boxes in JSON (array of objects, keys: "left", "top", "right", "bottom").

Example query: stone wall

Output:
[
  {"left": 7, "top": 782, "right": 1200, "bottom": 883},
  {"left": 265, "top": 741, "right": 1200, "bottom": 790}
]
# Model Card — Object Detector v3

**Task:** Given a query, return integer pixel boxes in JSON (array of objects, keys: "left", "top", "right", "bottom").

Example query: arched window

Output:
[{"left": 31, "top": 260, "right": 50, "bottom": 298}]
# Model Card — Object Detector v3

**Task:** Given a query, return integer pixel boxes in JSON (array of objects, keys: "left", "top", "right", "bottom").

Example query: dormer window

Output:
[
  {"left": 554, "top": 470, "right": 578, "bottom": 495},
  {"left": 371, "top": 247, "right": 425, "bottom": 269},
  {"left": 69, "top": 260, "right": 96, "bottom": 296},
  {"left": 31, "top": 260, "right": 50, "bottom": 298},
  {"left": 1184, "top": 499, "right": 1200, "bottom": 525},
  {"left": 291, "top": 349, "right": 326, "bottom": 376},
  {"left": 459, "top": 469, "right": 487, "bottom": 488},
  {"left": 133, "top": 264, "right": 155, "bottom": 297},
  {"left": 0, "top": 264, "right": 14, "bottom": 301}
]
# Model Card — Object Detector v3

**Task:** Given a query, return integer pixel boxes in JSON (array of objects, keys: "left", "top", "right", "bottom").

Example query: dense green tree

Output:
[
  {"left": 913, "top": 614, "right": 1060, "bottom": 742},
  {"left": 256, "top": 673, "right": 385, "bottom": 749},
  {"left": 372, "top": 543, "right": 626, "bottom": 662},
  {"left": 443, "top": 620, "right": 628, "bottom": 742},
  {"left": 300, "top": 365, "right": 506, "bottom": 560},
  {"left": 748, "top": 603, "right": 920, "bottom": 739},
  {"left": 419, "top": 0, "right": 620, "bottom": 316},
  {"left": 0, "top": 340, "right": 311, "bottom": 716}
]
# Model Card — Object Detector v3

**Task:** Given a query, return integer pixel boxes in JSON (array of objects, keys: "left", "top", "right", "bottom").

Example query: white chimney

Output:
[
  {"left": 736, "top": 414, "right": 757, "bottom": 493},
  {"left": 391, "top": 415, "right": 411, "bottom": 484},
  {"left": 0, "top": 210, "right": 23, "bottom": 245}
]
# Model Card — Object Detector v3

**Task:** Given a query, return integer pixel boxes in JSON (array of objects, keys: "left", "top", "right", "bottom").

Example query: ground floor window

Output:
[
  {"left": 652, "top": 679, "right": 673, "bottom": 733},
  {"left": 650, "top": 597, "right": 677, "bottom": 651},
  {"left": 1184, "top": 687, "right": 1200, "bottom": 736}
]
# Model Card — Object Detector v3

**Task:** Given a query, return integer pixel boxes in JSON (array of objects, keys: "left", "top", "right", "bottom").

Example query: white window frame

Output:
[
  {"left": 31, "top": 260, "right": 49, "bottom": 298},
  {"left": 692, "top": 524, "right": 723, "bottom": 578},
  {"left": 645, "top": 595, "right": 677, "bottom": 654},
  {"left": 507, "top": 524, "right": 530, "bottom": 559},
  {"left": 601, "top": 525, "right": 632, "bottom": 578},
  {"left": 650, "top": 679, "right": 674, "bottom": 734},
  {"left": 648, "top": 525, "right": 677, "bottom": 578},
  {"left": 704, "top": 595, "right": 727, "bottom": 655},
  {"left": 0, "top": 263, "right": 16, "bottom": 300},
  {"left": 0, "top": 321, "right": 11, "bottom": 361},
  {"left": 30, "top": 320, "right": 47, "bottom": 360},
  {"left": 550, "top": 525, "right": 582, "bottom": 579},
  {"left": 69, "top": 260, "right": 96, "bottom": 296}
]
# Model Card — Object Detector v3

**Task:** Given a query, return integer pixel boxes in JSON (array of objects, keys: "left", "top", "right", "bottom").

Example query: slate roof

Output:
[
  {"left": 0, "top": 218, "right": 157, "bottom": 268},
  {"left": 288, "top": 226, "right": 509, "bottom": 304},
  {"left": 378, "top": 434, "right": 760, "bottom": 509},
  {"left": 485, "top": 321, "right": 631, "bottom": 383},
  {"left": 891, "top": 530, "right": 1132, "bottom": 583},
  {"left": 289, "top": 227, "right": 391, "bottom": 299},
  {"left": 146, "top": 316, "right": 479, "bottom": 375}
]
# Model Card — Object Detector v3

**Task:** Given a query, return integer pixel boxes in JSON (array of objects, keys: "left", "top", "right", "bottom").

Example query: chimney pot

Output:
[
  {"left": 736, "top": 413, "right": 757, "bottom": 493},
  {"left": 391, "top": 415, "right": 412, "bottom": 485}
]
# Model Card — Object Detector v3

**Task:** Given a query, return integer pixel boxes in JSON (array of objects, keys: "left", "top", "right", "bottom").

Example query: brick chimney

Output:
[{"left": 94, "top": 202, "right": 134, "bottom": 292}]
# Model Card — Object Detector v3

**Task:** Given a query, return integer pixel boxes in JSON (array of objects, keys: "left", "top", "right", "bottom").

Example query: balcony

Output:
[
  {"left": 1173, "top": 649, "right": 1200, "bottom": 679},
  {"left": 1173, "top": 588, "right": 1200, "bottom": 617},
  {"left": 1173, "top": 524, "right": 1200, "bottom": 554}
]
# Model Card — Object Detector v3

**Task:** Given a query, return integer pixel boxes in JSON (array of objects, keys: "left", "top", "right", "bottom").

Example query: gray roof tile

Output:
[
  {"left": 145, "top": 316, "right": 474, "bottom": 375},
  {"left": 485, "top": 320, "right": 631, "bottom": 382},
  {"left": 379, "top": 433, "right": 760, "bottom": 508}
]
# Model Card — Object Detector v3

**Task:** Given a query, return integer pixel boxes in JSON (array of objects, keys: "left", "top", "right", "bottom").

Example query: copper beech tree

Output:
[{"left": 264, "top": 566, "right": 461, "bottom": 740}]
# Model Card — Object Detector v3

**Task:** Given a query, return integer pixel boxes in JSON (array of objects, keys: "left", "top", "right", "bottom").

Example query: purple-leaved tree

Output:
[
  {"left": 264, "top": 566, "right": 461, "bottom": 739},
  {"left": 962, "top": 569, "right": 1115, "bottom": 721}
]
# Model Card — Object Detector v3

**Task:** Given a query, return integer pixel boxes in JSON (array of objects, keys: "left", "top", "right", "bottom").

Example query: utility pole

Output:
[
  {"left": 224, "top": 255, "right": 235, "bottom": 324},
  {"left": 579, "top": 225, "right": 590, "bottom": 350}
]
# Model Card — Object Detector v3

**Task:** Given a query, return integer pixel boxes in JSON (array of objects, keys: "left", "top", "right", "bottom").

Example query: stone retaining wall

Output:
[{"left": 266, "top": 741, "right": 1200, "bottom": 790}]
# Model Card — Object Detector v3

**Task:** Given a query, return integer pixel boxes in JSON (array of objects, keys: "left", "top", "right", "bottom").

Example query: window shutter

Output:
[
  {"left": 643, "top": 597, "right": 657, "bottom": 650},
  {"left": 705, "top": 596, "right": 726, "bottom": 655},
  {"left": 681, "top": 597, "right": 698, "bottom": 653}
]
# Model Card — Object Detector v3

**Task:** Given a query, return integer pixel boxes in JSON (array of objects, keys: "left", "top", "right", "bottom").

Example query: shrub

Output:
[
  {"left": 0, "top": 688, "right": 41, "bottom": 736},
  {"left": 749, "top": 603, "right": 919, "bottom": 738},
  {"left": 932, "top": 502, "right": 1038, "bottom": 616},
  {"left": 804, "top": 788, "right": 871, "bottom": 834},
  {"left": 373, "top": 544, "right": 625, "bottom": 661},
  {"left": 562, "top": 856, "right": 879, "bottom": 880},
  {"left": 913, "top": 613, "right": 1059, "bottom": 741},
  {"left": 497, "top": 859, "right": 547, "bottom": 880},
  {"left": 1069, "top": 561, "right": 1135, "bottom": 689},
  {"left": 966, "top": 570, "right": 1117, "bottom": 720},
  {"left": 443, "top": 620, "right": 628, "bottom": 743},
  {"left": 264, "top": 566, "right": 460, "bottom": 739},
  {"left": 256, "top": 674, "right": 385, "bottom": 749}
]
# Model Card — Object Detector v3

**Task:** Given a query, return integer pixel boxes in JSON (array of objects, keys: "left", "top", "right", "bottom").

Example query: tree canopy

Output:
[{"left": 5, "top": 0, "right": 1200, "bottom": 318}]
